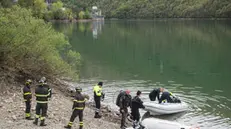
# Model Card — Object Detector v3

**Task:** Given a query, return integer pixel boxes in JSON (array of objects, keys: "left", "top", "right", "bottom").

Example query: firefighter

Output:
[
  {"left": 40, "top": 77, "right": 52, "bottom": 98},
  {"left": 93, "top": 82, "right": 104, "bottom": 118},
  {"left": 64, "top": 87, "right": 86, "bottom": 129},
  {"left": 40, "top": 77, "right": 52, "bottom": 117},
  {"left": 116, "top": 90, "right": 132, "bottom": 129},
  {"left": 23, "top": 79, "right": 33, "bottom": 120},
  {"left": 33, "top": 80, "right": 49, "bottom": 126},
  {"left": 131, "top": 90, "right": 145, "bottom": 128}
]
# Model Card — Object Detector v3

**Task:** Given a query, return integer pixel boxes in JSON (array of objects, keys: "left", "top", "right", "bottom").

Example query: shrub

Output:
[
  {"left": 78, "top": 11, "right": 85, "bottom": 19},
  {"left": 0, "top": 6, "right": 81, "bottom": 78}
]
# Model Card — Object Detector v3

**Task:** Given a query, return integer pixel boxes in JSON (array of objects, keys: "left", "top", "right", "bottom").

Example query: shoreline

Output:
[
  {"left": 49, "top": 18, "right": 105, "bottom": 23},
  {"left": 48, "top": 17, "right": 231, "bottom": 23},
  {"left": 0, "top": 80, "right": 121, "bottom": 129}
]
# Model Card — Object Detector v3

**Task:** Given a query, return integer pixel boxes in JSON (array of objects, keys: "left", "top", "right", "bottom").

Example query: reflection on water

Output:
[
  {"left": 92, "top": 21, "right": 104, "bottom": 39},
  {"left": 53, "top": 20, "right": 231, "bottom": 129}
]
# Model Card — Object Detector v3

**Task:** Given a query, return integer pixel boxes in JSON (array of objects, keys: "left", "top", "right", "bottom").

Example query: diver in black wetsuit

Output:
[{"left": 149, "top": 87, "right": 181, "bottom": 103}]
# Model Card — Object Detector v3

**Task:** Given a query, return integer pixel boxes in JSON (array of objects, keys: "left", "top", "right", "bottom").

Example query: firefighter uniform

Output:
[
  {"left": 65, "top": 88, "right": 86, "bottom": 129},
  {"left": 23, "top": 80, "right": 33, "bottom": 120},
  {"left": 44, "top": 82, "right": 52, "bottom": 117},
  {"left": 93, "top": 82, "right": 103, "bottom": 118},
  {"left": 33, "top": 81, "right": 49, "bottom": 126}
]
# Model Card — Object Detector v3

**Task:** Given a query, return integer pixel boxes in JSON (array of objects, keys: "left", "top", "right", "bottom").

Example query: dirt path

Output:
[{"left": 0, "top": 88, "right": 120, "bottom": 129}]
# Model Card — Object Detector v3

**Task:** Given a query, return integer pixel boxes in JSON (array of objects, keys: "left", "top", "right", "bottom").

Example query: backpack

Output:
[{"left": 116, "top": 91, "right": 125, "bottom": 107}]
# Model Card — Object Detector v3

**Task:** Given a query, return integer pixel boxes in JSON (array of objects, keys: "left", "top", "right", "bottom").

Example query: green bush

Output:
[
  {"left": 44, "top": 10, "right": 54, "bottom": 21},
  {"left": 78, "top": 11, "right": 85, "bottom": 19},
  {"left": 33, "top": 0, "right": 47, "bottom": 19},
  {"left": 84, "top": 10, "right": 91, "bottom": 19},
  {"left": 0, "top": 6, "right": 81, "bottom": 78}
]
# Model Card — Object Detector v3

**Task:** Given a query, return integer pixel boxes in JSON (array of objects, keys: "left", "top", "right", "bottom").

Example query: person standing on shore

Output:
[
  {"left": 40, "top": 77, "right": 52, "bottom": 117},
  {"left": 93, "top": 82, "right": 104, "bottom": 118},
  {"left": 116, "top": 90, "right": 132, "bottom": 129},
  {"left": 23, "top": 79, "right": 33, "bottom": 120},
  {"left": 131, "top": 90, "right": 145, "bottom": 128},
  {"left": 33, "top": 80, "right": 49, "bottom": 126},
  {"left": 64, "top": 87, "right": 86, "bottom": 129}
]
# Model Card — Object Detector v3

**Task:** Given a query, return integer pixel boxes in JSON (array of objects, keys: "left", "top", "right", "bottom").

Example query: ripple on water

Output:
[{"left": 72, "top": 80, "right": 231, "bottom": 129}]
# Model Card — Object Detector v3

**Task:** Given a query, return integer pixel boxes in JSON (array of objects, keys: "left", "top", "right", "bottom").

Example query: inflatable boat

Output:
[
  {"left": 126, "top": 118, "right": 199, "bottom": 129},
  {"left": 143, "top": 101, "right": 188, "bottom": 115}
]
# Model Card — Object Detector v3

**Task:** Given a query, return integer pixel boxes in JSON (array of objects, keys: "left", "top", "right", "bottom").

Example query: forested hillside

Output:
[{"left": 63, "top": 0, "right": 231, "bottom": 18}]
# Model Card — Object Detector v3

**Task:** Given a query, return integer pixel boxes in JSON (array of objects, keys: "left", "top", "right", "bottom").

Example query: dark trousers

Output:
[
  {"left": 68, "top": 109, "right": 83, "bottom": 128},
  {"left": 94, "top": 98, "right": 101, "bottom": 113},
  {"left": 120, "top": 108, "right": 128, "bottom": 128},
  {"left": 35, "top": 103, "right": 47, "bottom": 120},
  {"left": 25, "top": 101, "right": 31, "bottom": 113},
  {"left": 131, "top": 110, "right": 140, "bottom": 122},
  {"left": 25, "top": 101, "right": 31, "bottom": 117}
]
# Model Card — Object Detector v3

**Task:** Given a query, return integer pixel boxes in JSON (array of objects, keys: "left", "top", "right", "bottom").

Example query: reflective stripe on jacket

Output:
[
  {"left": 72, "top": 93, "right": 86, "bottom": 110},
  {"left": 23, "top": 85, "right": 32, "bottom": 101},
  {"left": 35, "top": 85, "right": 49, "bottom": 103}
]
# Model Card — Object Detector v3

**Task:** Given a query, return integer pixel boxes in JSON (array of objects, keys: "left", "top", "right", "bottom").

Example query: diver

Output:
[
  {"left": 149, "top": 87, "right": 181, "bottom": 103},
  {"left": 131, "top": 90, "right": 145, "bottom": 129}
]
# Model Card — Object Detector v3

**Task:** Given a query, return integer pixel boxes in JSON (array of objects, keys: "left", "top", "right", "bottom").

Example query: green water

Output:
[{"left": 54, "top": 20, "right": 231, "bottom": 129}]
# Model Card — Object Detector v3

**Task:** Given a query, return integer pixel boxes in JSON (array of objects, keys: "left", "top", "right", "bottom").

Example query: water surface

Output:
[{"left": 54, "top": 20, "right": 231, "bottom": 129}]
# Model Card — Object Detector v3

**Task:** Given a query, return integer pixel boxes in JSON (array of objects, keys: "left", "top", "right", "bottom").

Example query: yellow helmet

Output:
[{"left": 25, "top": 79, "right": 32, "bottom": 85}]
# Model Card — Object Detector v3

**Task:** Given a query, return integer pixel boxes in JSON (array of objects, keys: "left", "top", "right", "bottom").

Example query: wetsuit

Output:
[
  {"left": 131, "top": 96, "right": 145, "bottom": 122},
  {"left": 149, "top": 88, "right": 160, "bottom": 101}
]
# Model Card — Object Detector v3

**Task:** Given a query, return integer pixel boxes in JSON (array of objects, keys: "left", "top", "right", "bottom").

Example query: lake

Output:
[{"left": 53, "top": 20, "right": 231, "bottom": 129}]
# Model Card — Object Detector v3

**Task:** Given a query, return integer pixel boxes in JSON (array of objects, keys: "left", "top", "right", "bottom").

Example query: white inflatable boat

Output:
[
  {"left": 143, "top": 101, "right": 188, "bottom": 115},
  {"left": 126, "top": 118, "right": 199, "bottom": 129}
]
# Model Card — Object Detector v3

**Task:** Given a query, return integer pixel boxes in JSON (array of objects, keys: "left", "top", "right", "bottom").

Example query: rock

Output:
[
  {"left": 5, "top": 98, "right": 13, "bottom": 103},
  {"left": 6, "top": 90, "right": 10, "bottom": 95},
  {"left": 7, "top": 120, "right": 13, "bottom": 124},
  {"left": 101, "top": 109, "right": 107, "bottom": 113},
  {"left": 0, "top": 102, "right": 3, "bottom": 108},
  {"left": 12, "top": 115, "right": 16, "bottom": 121}
]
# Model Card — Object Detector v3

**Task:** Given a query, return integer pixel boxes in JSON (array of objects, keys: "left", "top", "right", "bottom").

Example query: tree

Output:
[
  {"left": 0, "top": 0, "right": 14, "bottom": 8},
  {"left": 18, "top": 0, "right": 34, "bottom": 8},
  {"left": 33, "top": 0, "right": 47, "bottom": 18},
  {"left": 0, "top": 6, "right": 81, "bottom": 78}
]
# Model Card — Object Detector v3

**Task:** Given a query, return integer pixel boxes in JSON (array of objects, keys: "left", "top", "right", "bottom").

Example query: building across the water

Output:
[{"left": 91, "top": 6, "right": 104, "bottom": 20}]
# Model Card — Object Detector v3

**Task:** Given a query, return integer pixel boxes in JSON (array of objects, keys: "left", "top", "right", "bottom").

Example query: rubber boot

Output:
[
  {"left": 79, "top": 126, "right": 83, "bottom": 129},
  {"left": 33, "top": 118, "right": 38, "bottom": 125},
  {"left": 64, "top": 125, "right": 71, "bottom": 129},
  {"left": 40, "top": 120, "right": 47, "bottom": 126},
  {"left": 94, "top": 112, "right": 102, "bottom": 118}
]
